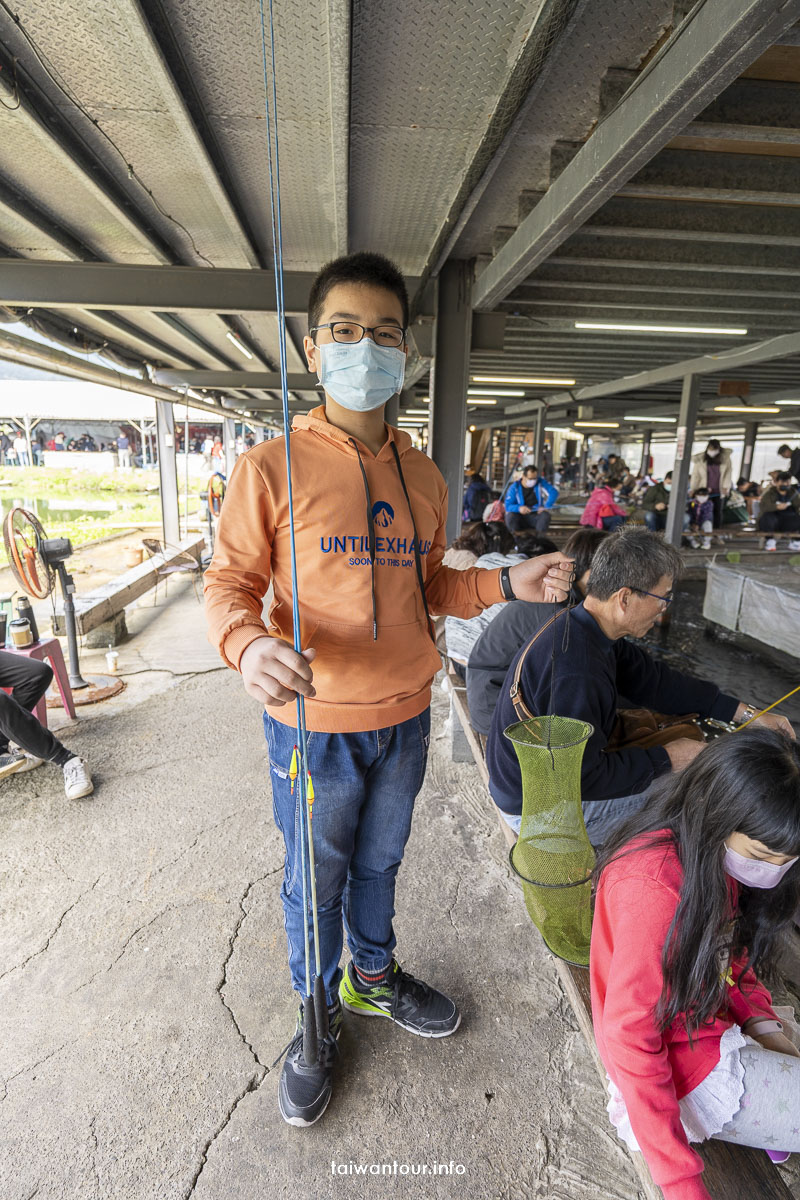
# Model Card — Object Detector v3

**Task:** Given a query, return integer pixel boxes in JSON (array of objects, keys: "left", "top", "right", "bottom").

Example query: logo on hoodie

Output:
[{"left": 372, "top": 500, "right": 394, "bottom": 528}]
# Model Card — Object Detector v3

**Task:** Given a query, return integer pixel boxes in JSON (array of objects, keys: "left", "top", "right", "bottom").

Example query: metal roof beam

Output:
[
  {"left": 0, "top": 261, "right": 315, "bottom": 313},
  {"left": 154, "top": 369, "right": 319, "bottom": 391},
  {"left": 472, "top": 0, "right": 800, "bottom": 311},
  {"left": 503, "top": 330, "right": 800, "bottom": 414},
  {"left": 0, "top": 329, "right": 238, "bottom": 416}
]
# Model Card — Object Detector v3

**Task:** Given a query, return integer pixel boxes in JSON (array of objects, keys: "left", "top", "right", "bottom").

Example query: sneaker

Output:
[
  {"left": 0, "top": 752, "right": 26, "bottom": 780},
  {"left": 278, "top": 1001, "right": 342, "bottom": 1127},
  {"left": 702, "top": 537, "right": 712, "bottom": 549},
  {"left": 339, "top": 960, "right": 461, "bottom": 1038},
  {"left": 765, "top": 537, "right": 777, "bottom": 551},
  {"left": 63, "top": 756, "right": 94, "bottom": 799},
  {"left": 788, "top": 539, "right": 800, "bottom": 551},
  {"left": 17, "top": 754, "right": 45, "bottom": 773}
]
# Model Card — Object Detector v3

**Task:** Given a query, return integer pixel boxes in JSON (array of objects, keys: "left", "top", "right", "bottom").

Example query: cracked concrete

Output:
[{"left": 1, "top": 590, "right": 797, "bottom": 1199}]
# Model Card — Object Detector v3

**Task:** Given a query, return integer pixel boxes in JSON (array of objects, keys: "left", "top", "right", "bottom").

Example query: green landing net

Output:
[{"left": 505, "top": 715, "right": 595, "bottom": 967}]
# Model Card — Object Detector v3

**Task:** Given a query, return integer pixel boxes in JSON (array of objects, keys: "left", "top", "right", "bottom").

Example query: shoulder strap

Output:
[{"left": 509, "top": 608, "right": 568, "bottom": 722}]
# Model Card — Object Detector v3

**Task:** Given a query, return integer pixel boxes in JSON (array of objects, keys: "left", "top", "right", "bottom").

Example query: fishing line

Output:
[
  {"left": 734, "top": 684, "right": 800, "bottom": 731},
  {"left": 258, "top": 0, "right": 326, "bottom": 1054}
]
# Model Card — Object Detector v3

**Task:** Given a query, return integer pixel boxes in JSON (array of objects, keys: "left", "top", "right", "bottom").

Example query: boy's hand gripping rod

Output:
[{"left": 259, "top": 0, "right": 327, "bottom": 1066}]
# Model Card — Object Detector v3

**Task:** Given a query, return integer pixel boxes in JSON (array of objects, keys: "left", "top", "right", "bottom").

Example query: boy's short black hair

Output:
[
  {"left": 776, "top": 471, "right": 792, "bottom": 484},
  {"left": 307, "top": 252, "right": 410, "bottom": 331}
]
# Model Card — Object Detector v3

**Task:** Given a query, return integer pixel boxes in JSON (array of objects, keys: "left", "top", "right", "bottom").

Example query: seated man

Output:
[
  {"left": 485, "top": 529, "right": 790, "bottom": 847},
  {"left": 504, "top": 465, "right": 558, "bottom": 534},
  {"left": 466, "top": 528, "right": 607, "bottom": 736},
  {"left": 757, "top": 471, "right": 800, "bottom": 551},
  {"left": 0, "top": 651, "right": 93, "bottom": 798},
  {"left": 641, "top": 471, "right": 689, "bottom": 534}
]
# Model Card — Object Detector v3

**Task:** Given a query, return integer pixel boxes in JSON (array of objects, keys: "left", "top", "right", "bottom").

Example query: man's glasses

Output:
[
  {"left": 310, "top": 321, "right": 406, "bottom": 349},
  {"left": 629, "top": 586, "right": 674, "bottom": 609}
]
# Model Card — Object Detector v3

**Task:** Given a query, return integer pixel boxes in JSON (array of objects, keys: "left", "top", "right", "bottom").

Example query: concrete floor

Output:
[{"left": 1, "top": 587, "right": 798, "bottom": 1200}]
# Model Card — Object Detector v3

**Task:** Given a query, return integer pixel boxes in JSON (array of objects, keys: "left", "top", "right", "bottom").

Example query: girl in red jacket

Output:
[
  {"left": 579, "top": 474, "right": 628, "bottom": 531},
  {"left": 591, "top": 728, "right": 800, "bottom": 1200}
]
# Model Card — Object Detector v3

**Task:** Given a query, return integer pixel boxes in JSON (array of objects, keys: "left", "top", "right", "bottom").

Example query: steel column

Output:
[
  {"left": 640, "top": 430, "right": 652, "bottom": 475},
  {"left": 665, "top": 376, "right": 701, "bottom": 548},
  {"left": 578, "top": 442, "right": 588, "bottom": 488},
  {"left": 429, "top": 261, "right": 473, "bottom": 544},
  {"left": 386, "top": 391, "right": 403, "bottom": 427},
  {"left": 532, "top": 412, "right": 546, "bottom": 470},
  {"left": 155, "top": 401, "right": 180, "bottom": 548},
  {"left": 223, "top": 417, "right": 237, "bottom": 480},
  {"left": 740, "top": 422, "right": 759, "bottom": 481}
]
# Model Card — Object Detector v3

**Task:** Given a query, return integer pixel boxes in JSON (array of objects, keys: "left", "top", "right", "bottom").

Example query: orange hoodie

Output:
[{"left": 203, "top": 406, "right": 504, "bottom": 732}]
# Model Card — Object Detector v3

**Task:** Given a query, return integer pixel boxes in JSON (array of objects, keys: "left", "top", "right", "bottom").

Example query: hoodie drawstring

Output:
[{"left": 390, "top": 442, "right": 434, "bottom": 643}]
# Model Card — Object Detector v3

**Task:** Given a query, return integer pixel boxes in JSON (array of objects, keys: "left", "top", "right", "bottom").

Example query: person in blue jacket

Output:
[{"left": 504, "top": 465, "right": 558, "bottom": 534}]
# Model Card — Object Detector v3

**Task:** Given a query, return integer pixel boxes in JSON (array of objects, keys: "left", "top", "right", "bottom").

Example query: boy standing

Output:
[{"left": 203, "top": 252, "right": 571, "bottom": 1127}]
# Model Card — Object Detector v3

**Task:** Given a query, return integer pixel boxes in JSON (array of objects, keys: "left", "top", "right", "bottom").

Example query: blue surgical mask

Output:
[
  {"left": 317, "top": 340, "right": 405, "bottom": 412},
  {"left": 663, "top": 483, "right": 671, "bottom": 492},
  {"left": 723, "top": 844, "right": 798, "bottom": 889}
]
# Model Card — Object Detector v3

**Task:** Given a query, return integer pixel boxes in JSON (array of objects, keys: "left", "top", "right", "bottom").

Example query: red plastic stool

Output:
[{"left": 3, "top": 637, "right": 77, "bottom": 724}]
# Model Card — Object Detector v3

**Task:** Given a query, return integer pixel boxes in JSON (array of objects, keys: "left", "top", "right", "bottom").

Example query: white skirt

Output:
[{"left": 606, "top": 1023, "right": 747, "bottom": 1149}]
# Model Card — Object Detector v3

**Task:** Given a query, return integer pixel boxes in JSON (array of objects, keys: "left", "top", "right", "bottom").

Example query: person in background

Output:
[
  {"left": 211, "top": 436, "right": 225, "bottom": 473},
  {"left": 737, "top": 476, "right": 761, "bottom": 521},
  {"left": 202, "top": 433, "right": 214, "bottom": 469},
  {"left": 607, "top": 453, "right": 627, "bottom": 477},
  {"left": 591, "top": 729, "right": 800, "bottom": 1200},
  {"left": 758, "top": 471, "right": 800, "bottom": 551},
  {"left": 53, "top": 432, "right": 66, "bottom": 451},
  {"left": 580, "top": 474, "right": 628, "bottom": 531},
  {"left": 0, "top": 651, "right": 94, "bottom": 798},
  {"left": 688, "top": 487, "right": 714, "bottom": 550},
  {"left": 466, "top": 527, "right": 608, "bottom": 737},
  {"left": 12, "top": 433, "right": 28, "bottom": 467},
  {"left": 117, "top": 428, "right": 132, "bottom": 468},
  {"left": 642, "top": 473, "right": 675, "bottom": 532},
  {"left": 777, "top": 442, "right": 800, "bottom": 484},
  {"left": 690, "top": 439, "right": 731, "bottom": 531},
  {"left": 442, "top": 521, "right": 515, "bottom": 571},
  {"left": 462, "top": 471, "right": 492, "bottom": 523},
  {"left": 486, "top": 528, "right": 791, "bottom": 848},
  {"left": 504, "top": 465, "right": 558, "bottom": 534}
]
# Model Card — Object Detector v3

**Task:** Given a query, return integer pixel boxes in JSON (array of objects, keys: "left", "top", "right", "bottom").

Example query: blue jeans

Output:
[
  {"left": 265, "top": 709, "right": 431, "bottom": 1006},
  {"left": 601, "top": 514, "right": 627, "bottom": 532},
  {"left": 644, "top": 511, "right": 690, "bottom": 533},
  {"left": 497, "top": 788, "right": 651, "bottom": 848}
]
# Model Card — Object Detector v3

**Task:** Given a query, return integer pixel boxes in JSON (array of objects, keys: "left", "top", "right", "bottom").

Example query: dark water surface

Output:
[{"left": 642, "top": 579, "right": 800, "bottom": 732}]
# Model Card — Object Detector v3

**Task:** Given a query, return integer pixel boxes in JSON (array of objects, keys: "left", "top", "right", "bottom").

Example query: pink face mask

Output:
[{"left": 723, "top": 844, "right": 798, "bottom": 889}]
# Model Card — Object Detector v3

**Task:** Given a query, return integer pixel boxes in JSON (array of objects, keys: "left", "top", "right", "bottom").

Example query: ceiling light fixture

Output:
[
  {"left": 574, "top": 420, "right": 620, "bottom": 428},
  {"left": 623, "top": 415, "right": 677, "bottom": 423},
  {"left": 226, "top": 331, "right": 254, "bottom": 359},
  {"left": 776, "top": 400, "right": 800, "bottom": 406},
  {"left": 466, "top": 388, "right": 525, "bottom": 397},
  {"left": 467, "top": 398, "right": 497, "bottom": 405},
  {"left": 471, "top": 374, "right": 576, "bottom": 386},
  {"left": 403, "top": 409, "right": 430, "bottom": 415},
  {"left": 713, "top": 405, "right": 780, "bottom": 414},
  {"left": 575, "top": 321, "right": 747, "bottom": 336}
]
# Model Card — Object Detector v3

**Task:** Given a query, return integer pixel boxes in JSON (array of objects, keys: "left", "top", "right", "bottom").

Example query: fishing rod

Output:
[
  {"left": 259, "top": 0, "right": 327, "bottom": 1066},
  {"left": 734, "top": 684, "right": 800, "bottom": 732}
]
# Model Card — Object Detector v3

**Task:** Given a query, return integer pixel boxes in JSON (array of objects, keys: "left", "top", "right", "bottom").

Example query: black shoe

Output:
[
  {"left": 277, "top": 1001, "right": 342, "bottom": 1127},
  {"left": 339, "top": 960, "right": 461, "bottom": 1038}
]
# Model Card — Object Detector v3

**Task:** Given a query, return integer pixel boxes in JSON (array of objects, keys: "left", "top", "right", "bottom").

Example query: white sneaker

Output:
[
  {"left": 788, "top": 539, "right": 800, "bottom": 551},
  {"left": 63, "top": 756, "right": 94, "bottom": 799},
  {"left": 765, "top": 537, "right": 777, "bottom": 551},
  {"left": 18, "top": 754, "right": 45, "bottom": 773},
  {"left": 702, "top": 537, "right": 712, "bottom": 549}
]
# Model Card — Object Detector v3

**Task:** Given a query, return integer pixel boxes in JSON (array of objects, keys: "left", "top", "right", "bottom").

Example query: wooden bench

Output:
[
  {"left": 51, "top": 534, "right": 205, "bottom": 639},
  {"left": 446, "top": 670, "right": 795, "bottom": 1199}
]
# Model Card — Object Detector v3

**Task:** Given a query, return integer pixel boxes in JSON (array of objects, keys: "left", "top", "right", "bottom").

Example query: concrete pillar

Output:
[
  {"left": 740, "top": 422, "right": 758, "bottom": 482},
  {"left": 502, "top": 426, "right": 511, "bottom": 484},
  {"left": 665, "top": 375, "right": 701, "bottom": 548},
  {"left": 253, "top": 426, "right": 266, "bottom": 444},
  {"left": 532, "top": 410, "right": 545, "bottom": 469},
  {"left": 640, "top": 430, "right": 652, "bottom": 476},
  {"left": 223, "top": 416, "right": 237, "bottom": 479},
  {"left": 429, "top": 260, "right": 473, "bottom": 544},
  {"left": 386, "top": 390, "right": 404, "bottom": 426},
  {"left": 578, "top": 442, "right": 588, "bottom": 488},
  {"left": 155, "top": 400, "right": 180, "bottom": 547}
]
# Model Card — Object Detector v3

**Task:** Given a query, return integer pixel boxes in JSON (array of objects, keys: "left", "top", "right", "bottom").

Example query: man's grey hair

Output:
[{"left": 585, "top": 528, "right": 683, "bottom": 602}]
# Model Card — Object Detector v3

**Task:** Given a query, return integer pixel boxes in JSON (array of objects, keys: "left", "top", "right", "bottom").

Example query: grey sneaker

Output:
[
  {"left": 0, "top": 752, "right": 26, "bottom": 780},
  {"left": 63, "top": 756, "right": 94, "bottom": 799}
]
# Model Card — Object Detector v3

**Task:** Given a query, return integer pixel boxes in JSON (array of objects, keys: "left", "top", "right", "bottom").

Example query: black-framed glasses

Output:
[
  {"left": 310, "top": 321, "right": 406, "bottom": 348},
  {"left": 629, "top": 586, "right": 674, "bottom": 608}
]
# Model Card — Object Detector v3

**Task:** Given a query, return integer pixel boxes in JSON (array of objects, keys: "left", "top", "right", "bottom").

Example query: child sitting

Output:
[
  {"left": 689, "top": 486, "right": 714, "bottom": 549},
  {"left": 591, "top": 728, "right": 800, "bottom": 1199}
]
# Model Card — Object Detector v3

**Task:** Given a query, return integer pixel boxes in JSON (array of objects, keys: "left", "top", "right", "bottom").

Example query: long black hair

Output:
[
  {"left": 451, "top": 521, "right": 515, "bottom": 557},
  {"left": 594, "top": 728, "right": 800, "bottom": 1036}
]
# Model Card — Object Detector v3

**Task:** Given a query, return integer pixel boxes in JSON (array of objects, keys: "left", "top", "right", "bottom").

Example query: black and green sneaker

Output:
[
  {"left": 339, "top": 961, "right": 460, "bottom": 1038},
  {"left": 277, "top": 1000, "right": 342, "bottom": 1127}
]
